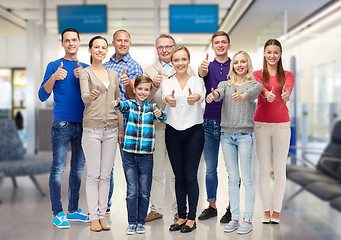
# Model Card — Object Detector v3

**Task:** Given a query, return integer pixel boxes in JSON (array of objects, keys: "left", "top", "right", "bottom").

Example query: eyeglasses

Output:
[{"left": 156, "top": 45, "right": 175, "bottom": 51}]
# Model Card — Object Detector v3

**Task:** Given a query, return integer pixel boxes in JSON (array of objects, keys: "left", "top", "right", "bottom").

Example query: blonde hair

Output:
[{"left": 227, "top": 51, "right": 255, "bottom": 86}]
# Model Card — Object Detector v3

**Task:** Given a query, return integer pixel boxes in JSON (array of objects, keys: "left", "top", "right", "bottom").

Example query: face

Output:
[
  {"left": 211, "top": 35, "right": 230, "bottom": 56},
  {"left": 113, "top": 31, "right": 131, "bottom": 58},
  {"left": 61, "top": 31, "right": 81, "bottom": 55},
  {"left": 171, "top": 50, "right": 190, "bottom": 74},
  {"left": 89, "top": 39, "right": 108, "bottom": 62},
  {"left": 233, "top": 53, "right": 248, "bottom": 77},
  {"left": 156, "top": 37, "right": 175, "bottom": 63},
  {"left": 264, "top": 45, "right": 282, "bottom": 67},
  {"left": 133, "top": 82, "right": 152, "bottom": 103}
]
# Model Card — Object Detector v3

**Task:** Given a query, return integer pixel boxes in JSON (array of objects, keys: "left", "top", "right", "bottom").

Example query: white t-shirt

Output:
[{"left": 162, "top": 75, "right": 205, "bottom": 130}]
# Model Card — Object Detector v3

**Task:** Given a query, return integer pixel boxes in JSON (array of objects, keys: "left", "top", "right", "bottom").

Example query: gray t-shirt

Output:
[{"left": 215, "top": 80, "right": 262, "bottom": 134}]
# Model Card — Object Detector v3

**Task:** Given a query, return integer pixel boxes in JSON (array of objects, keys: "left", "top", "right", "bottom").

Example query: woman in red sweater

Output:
[{"left": 253, "top": 39, "right": 294, "bottom": 224}]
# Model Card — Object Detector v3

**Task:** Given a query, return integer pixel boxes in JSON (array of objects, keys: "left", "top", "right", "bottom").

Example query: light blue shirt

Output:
[{"left": 160, "top": 60, "right": 173, "bottom": 76}]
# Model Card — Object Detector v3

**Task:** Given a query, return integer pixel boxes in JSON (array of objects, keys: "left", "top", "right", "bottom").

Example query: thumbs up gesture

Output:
[
  {"left": 54, "top": 62, "right": 68, "bottom": 80},
  {"left": 90, "top": 85, "right": 100, "bottom": 101},
  {"left": 281, "top": 86, "right": 290, "bottom": 102},
  {"left": 120, "top": 67, "right": 130, "bottom": 86},
  {"left": 206, "top": 87, "right": 218, "bottom": 103},
  {"left": 265, "top": 86, "right": 276, "bottom": 103},
  {"left": 153, "top": 70, "right": 162, "bottom": 88},
  {"left": 166, "top": 90, "right": 177, "bottom": 107},
  {"left": 187, "top": 88, "right": 196, "bottom": 105},
  {"left": 110, "top": 98, "right": 121, "bottom": 109},
  {"left": 198, "top": 53, "right": 210, "bottom": 77},
  {"left": 153, "top": 104, "right": 162, "bottom": 118},
  {"left": 74, "top": 61, "right": 83, "bottom": 78}
]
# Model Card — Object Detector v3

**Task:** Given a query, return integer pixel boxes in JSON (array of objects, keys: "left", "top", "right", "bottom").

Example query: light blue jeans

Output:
[{"left": 221, "top": 132, "right": 255, "bottom": 223}]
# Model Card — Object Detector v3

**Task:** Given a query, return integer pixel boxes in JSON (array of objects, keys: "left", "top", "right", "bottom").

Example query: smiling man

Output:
[{"left": 38, "top": 28, "right": 90, "bottom": 229}]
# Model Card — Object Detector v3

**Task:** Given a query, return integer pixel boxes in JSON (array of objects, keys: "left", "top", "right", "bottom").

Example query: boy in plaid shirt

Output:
[{"left": 111, "top": 75, "right": 166, "bottom": 235}]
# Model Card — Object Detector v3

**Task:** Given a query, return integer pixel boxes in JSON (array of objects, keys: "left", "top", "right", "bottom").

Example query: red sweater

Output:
[{"left": 253, "top": 70, "right": 295, "bottom": 123}]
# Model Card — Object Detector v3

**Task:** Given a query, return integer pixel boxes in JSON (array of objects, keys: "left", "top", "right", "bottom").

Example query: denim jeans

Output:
[
  {"left": 165, "top": 124, "right": 204, "bottom": 220},
  {"left": 122, "top": 151, "right": 153, "bottom": 225},
  {"left": 203, "top": 119, "right": 221, "bottom": 202},
  {"left": 221, "top": 132, "right": 255, "bottom": 223},
  {"left": 49, "top": 121, "right": 85, "bottom": 216}
]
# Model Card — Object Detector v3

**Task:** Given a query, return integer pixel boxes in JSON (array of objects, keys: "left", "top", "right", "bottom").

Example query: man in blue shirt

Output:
[
  {"left": 38, "top": 28, "right": 90, "bottom": 229},
  {"left": 103, "top": 29, "right": 143, "bottom": 212}
]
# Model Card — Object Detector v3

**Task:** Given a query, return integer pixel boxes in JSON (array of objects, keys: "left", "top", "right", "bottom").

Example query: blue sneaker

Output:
[
  {"left": 224, "top": 220, "right": 240, "bottom": 233},
  {"left": 237, "top": 222, "right": 253, "bottom": 234},
  {"left": 67, "top": 208, "right": 90, "bottom": 222},
  {"left": 53, "top": 212, "right": 70, "bottom": 229},
  {"left": 136, "top": 223, "right": 146, "bottom": 234},
  {"left": 126, "top": 224, "right": 137, "bottom": 235}
]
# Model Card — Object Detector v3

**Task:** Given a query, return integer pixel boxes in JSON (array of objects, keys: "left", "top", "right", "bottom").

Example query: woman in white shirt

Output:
[{"left": 162, "top": 46, "right": 205, "bottom": 233}]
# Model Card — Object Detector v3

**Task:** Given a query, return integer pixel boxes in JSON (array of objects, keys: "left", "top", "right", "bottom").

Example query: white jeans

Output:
[
  {"left": 149, "top": 129, "right": 177, "bottom": 214},
  {"left": 82, "top": 127, "right": 118, "bottom": 220},
  {"left": 254, "top": 122, "right": 290, "bottom": 212}
]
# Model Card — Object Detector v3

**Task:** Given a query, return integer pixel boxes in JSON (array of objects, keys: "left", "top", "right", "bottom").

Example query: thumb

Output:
[
  {"left": 234, "top": 87, "right": 237, "bottom": 93},
  {"left": 188, "top": 88, "right": 192, "bottom": 95},
  {"left": 271, "top": 86, "right": 275, "bottom": 94},
  {"left": 205, "top": 53, "right": 209, "bottom": 61},
  {"left": 171, "top": 90, "right": 175, "bottom": 98},
  {"left": 211, "top": 87, "right": 215, "bottom": 96},
  {"left": 59, "top": 62, "right": 63, "bottom": 69},
  {"left": 282, "top": 85, "right": 286, "bottom": 93},
  {"left": 153, "top": 104, "right": 157, "bottom": 110},
  {"left": 122, "top": 67, "right": 126, "bottom": 75},
  {"left": 97, "top": 85, "right": 99, "bottom": 91},
  {"left": 77, "top": 61, "right": 81, "bottom": 68},
  {"left": 158, "top": 70, "right": 162, "bottom": 76}
]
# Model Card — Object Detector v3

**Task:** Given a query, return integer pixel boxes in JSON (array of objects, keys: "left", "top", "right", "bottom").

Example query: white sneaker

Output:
[
  {"left": 224, "top": 220, "right": 240, "bottom": 233},
  {"left": 237, "top": 222, "right": 253, "bottom": 234}
]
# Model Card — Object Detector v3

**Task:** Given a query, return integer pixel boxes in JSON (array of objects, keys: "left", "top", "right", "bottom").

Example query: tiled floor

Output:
[{"left": 0, "top": 149, "right": 340, "bottom": 240}]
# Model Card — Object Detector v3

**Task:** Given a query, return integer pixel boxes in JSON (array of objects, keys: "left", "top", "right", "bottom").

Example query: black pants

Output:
[{"left": 165, "top": 124, "right": 204, "bottom": 220}]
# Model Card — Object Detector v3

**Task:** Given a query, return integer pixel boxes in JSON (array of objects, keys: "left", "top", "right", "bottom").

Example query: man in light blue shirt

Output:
[{"left": 103, "top": 29, "right": 143, "bottom": 212}]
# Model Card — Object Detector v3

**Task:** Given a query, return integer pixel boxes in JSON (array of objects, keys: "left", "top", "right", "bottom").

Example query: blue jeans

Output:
[
  {"left": 122, "top": 151, "right": 153, "bottom": 225},
  {"left": 49, "top": 121, "right": 85, "bottom": 216},
  {"left": 221, "top": 132, "right": 255, "bottom": 223},
  {"left": 203, "top": 119, "right": 221, "bottom": 202}
]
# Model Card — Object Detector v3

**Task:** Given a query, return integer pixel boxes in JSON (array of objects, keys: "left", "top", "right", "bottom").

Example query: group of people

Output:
[{"left": 38, "top": 28, "right": 294, "bottom": 235}]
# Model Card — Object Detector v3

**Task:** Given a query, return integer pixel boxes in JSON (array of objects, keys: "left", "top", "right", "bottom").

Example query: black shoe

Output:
[
  {"left": 198, "top": 206, "right": 217, "bottom": 220},
  {"left": 180, "top": 222, "right": 196, "bottom": 233},
  {"left": 220, "top": 208, "right": 232, "bottom": 223},
  {"left": 169, "top": 221, "right": 186, "bottom": 231}
]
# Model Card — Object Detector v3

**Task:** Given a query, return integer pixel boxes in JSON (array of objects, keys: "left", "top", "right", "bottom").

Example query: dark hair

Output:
[
  {"left": 88, "top": 36, "right": 108, "bottom": 64},
  {"left": 155, "top": 34, "right": 176, "bottom": 46},
  {"left": 61, "top": 28, "right": 80, "bottom": 41},
  {"left": 211, "top": 31, "right": 230, "bottom": 44},
  {"left": 170, "top": 46, "right": 190, "bottom": 62},
  {"left": 262, "top": 39, "right": 285, "bottom": 91},
  {"left": 113, "top": 29, "right": 131, "bottom": 41},
  {"left": 134, "top": 75, "right": 153, "bottom": 90}
]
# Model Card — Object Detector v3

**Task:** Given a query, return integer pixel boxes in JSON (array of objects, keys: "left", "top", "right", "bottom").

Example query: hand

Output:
[
  {"left": 110, "top": 98, "right": 120, "bottom": 108},
  {"left": 89, "top": 85, "right": 100, "bottom": 100},
  {"left": 265, "top": 86, "right": 276, "bottom": 103},
  {"left": 118, "top": 134, "right": 124, "bottom": 145},
  {"left": 120, "top": 67, "right": 129, "bottom": 86},
  {"left": 153, "top": 104, "right": 162, "bottom": 118},
  {"left": 231, "top": 87, "right": 247, "bottom": 102},
  {"left": 153, "top": 70, "right": 162, "bottom": 88},
  {"left": 281, "top": 86, "right": 291, "bottom": 102},
  {"left": 54, "top": 62, "right": 67, "bottom": 80},
  {"left": 206, "top": 87, "right": 217, "bottom": 103},
  {"left": 166, "top": 90, "right": 176, "bottom": 107},
  {"left": 187, "top": 88, "right": 195, "bottom": 105},
  {"left": 199, "top": 53, "right": 210, "bottom": 74},
  {"left": 73, "top": 61, "right": 83, "bottom": 78}
]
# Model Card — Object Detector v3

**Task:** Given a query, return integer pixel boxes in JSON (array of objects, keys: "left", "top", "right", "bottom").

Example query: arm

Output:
[
  {"left": 79, "top": 69, "right": 95, "bottom": 104},
  {"left": 113, "top": 70, "right": 124, "bottom": 135}
]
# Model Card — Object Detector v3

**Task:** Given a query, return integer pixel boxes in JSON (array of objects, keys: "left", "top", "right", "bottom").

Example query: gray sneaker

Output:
[
  {"left": 237, "top": 222, "right": 253, "bottom": 234},
  {"left": 224, "top": 220, "right": 240, "bottom": 233}
]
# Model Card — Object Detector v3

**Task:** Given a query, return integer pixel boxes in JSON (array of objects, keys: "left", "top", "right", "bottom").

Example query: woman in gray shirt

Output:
[{"left": 206, "top": 51, "right": 261, "bottom": 235}]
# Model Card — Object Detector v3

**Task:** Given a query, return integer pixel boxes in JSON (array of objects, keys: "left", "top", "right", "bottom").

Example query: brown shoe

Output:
[
  {"left": 145, "top": 211, "right": 163, "bottom": 222},
  {"left": 99, "top": 218, "right": 111, "bottom": 230},
  {"left": 174, "top": 213, "right": 179, "bottom": 220},
  {"left": 90, "top": 219, "right": 102, "bottom": 232}
]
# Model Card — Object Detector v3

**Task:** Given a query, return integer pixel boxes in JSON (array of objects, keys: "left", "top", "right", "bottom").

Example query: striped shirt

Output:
[
  {"left": 103, "top": 53, "right": 143, "bottom": 100},
  {"left": 115, "top": 99, "right": 166, "bottom": 154}
]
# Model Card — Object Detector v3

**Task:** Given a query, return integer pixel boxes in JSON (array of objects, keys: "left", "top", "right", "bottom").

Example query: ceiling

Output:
[{"left": 0, "top": 0, "right": 334, "bottom": 53}]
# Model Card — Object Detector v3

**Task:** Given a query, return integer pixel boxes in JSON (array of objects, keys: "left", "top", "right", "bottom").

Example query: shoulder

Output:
[{"left": 284, "top": 71, "right": 294, "bottom": 78}]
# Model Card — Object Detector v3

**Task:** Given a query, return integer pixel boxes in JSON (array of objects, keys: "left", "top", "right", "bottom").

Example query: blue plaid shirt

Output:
[
  {"left": 103, "top": 53, "right": 143, "bottom": 100},
  {"left": 115, "top": 99, "right": 166, "bottom": 154}
]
